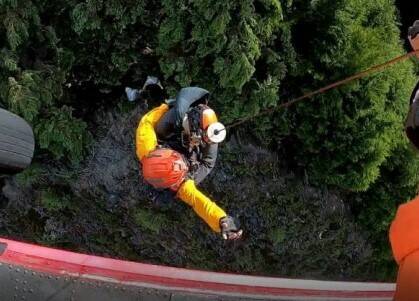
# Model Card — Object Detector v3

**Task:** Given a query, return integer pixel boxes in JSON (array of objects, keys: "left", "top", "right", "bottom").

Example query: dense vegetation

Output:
[{"left": 0, "top": 0, "right": 418, "bottom": 280}]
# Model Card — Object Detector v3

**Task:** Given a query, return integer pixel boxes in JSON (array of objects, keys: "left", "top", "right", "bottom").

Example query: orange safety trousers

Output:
[
  {"left": 135, "top": 104, "right": 226, "bottom": 232},
  {"left": 390, "top": 196, "right": 419, "bottom": 301}
]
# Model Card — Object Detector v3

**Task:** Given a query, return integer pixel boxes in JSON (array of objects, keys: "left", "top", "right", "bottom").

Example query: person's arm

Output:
[
  {"left": 135, "top": 104, "right": 169, "bottom": 160},
  {"left": 394, "top": 252, "right": 419, "bottom": 301},
  {"left": 410, "top": 81, "right": 419, "bottom": 104},
  {"left": 192, "top": 143, "right": 218, "bottom": 185},
  {"left": 176, "top": 179, "right": 225, "bottom": 232},
  {"left": 390, "top": 196, "right": 419, "bottom": 301},
  {"left": 176, "top": 179, "right": 242, "bottom": 239},
  {"left": 406, "top": 21, "right": 419, "bottom": 150},
  {"left": 408, "top": 20, "right": 419, "bottom": 57}
]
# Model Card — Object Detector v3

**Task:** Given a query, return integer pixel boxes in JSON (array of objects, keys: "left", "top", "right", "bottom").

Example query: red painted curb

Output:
[{"left": 0, "top": 238, "right": 395, "bottom": 300}]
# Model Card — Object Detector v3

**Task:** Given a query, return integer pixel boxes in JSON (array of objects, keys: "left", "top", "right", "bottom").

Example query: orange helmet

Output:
[{"left": 141, "top": 148, "right": 189, "bottom": 191}]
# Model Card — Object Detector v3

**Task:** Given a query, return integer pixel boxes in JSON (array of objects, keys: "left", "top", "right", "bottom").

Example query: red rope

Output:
[{"left": 226, "top": 50, "right": 419, "bottom": 129}]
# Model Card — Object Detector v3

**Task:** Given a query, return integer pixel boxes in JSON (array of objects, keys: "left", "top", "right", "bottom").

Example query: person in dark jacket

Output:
[
  {"left": 128, "top": 78, "right": 226, "bottom": 186},
  {"left": 389, "top": 20, "right": 419, "bottom": 301},
  {"left": 129, "top": 78, "right": 242, "bottom": 240},
  {"left": 155, "top": 87, "right": 224, "bottom": 185}
]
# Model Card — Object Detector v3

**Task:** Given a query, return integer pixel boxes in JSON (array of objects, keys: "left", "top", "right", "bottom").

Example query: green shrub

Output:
[
  {"left": 0, "top": 0, "right": 90, "bottom": 163},
  {"left": 69, "top": 0, "right": 158, "bottom": 86},
  {"left": 353, "top": 142, "right": 419, "bottom": 279},
  {"left": 39, "top": 189, "right": 71, "bottom": 212},
  {"left": 35, "top": 106, "right": 91, "bottom": 163},
  {"left": 281, "top": 0, "right": 416, "bottom": 191},
  {"left": 158, "top": 0, "right": 289, "bottom": 126},
  {"left": 134, "top": 208, "right": 168, "bottom": 234},
  {"left": 15, "top": 163, "right": 47, "bottom": 186}
]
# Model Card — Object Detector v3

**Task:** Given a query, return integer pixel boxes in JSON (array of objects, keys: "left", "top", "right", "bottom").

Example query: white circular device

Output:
[{"left": 206, "top": 122, "right": 226, "bottom": 143}]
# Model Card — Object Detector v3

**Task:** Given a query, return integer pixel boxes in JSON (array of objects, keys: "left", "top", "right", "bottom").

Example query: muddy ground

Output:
[{"left": 0, "top": 105, "right": 382, "bottom": 281}]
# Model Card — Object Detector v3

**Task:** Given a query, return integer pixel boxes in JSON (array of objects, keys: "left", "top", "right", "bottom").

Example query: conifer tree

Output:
[
  {"left": 157, "top": 0, "right": 291, "bottom": 128},
  {"left": 280, "top": 0, "right": 416, "bottom": 190},
  {"left": 0, "top": 0, "right": 91, "bottom": 162},
  {"left": 69, "top": 0, "right": 160, "bottom": 86}
]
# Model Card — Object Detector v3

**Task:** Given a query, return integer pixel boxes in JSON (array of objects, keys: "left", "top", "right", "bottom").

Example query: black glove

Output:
[
  {"left": 142, "top": 76, "right": 166, "bottom": 103},
  {"left": 220, "top": 216, "right": 243, "bottom": 240}
]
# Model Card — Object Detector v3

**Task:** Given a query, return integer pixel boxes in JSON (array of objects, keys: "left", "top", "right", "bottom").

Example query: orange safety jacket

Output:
[
  {"left": 390, "top": 195, "right": 419, "bottom": 300},
  {"left": 135, "top": 104, "right": 226, "bottom": 232}
]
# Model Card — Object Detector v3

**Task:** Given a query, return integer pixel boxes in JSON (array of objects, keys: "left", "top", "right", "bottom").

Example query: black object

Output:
[
  {"left": 0, "top": 108, "right": 35, "bottom": 173},
  {"left": 406, "top": 102, "right": 419, "bottom": 150},
  {"left": 406, "top": 81, "right": 419, "bottom": 150},
  {"left": 408, "top": 20, "right": 419, "bottom": 39},
  {"left": 146, "top": 84, "right": 166, "bottom": 104},
  {"left": 187, "top": 106, "right": 205, "bottom": 137},
  {"left": 140, "top": 76, "right": 167, "bottom": 105},
  {"left": 148, "top": 189, "right": 176, "bottom": 211}
]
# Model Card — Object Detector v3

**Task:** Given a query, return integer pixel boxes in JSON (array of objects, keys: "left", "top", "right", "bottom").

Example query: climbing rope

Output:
[{"left": 225, "top": 50, "right": 419, "bottom": 129}]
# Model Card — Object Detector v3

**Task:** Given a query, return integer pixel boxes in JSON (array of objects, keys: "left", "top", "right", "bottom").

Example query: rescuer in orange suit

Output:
[
  {"left": 389, "top": 20, "right": 419, "bottom": 301},
  {"left": 130, "top": 79, "right": 243, "bottom": 240}
]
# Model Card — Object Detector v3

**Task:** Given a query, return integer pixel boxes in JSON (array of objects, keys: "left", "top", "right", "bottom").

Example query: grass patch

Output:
[{"left": 134, "top": 208, "right": 168, "bottom": 234}]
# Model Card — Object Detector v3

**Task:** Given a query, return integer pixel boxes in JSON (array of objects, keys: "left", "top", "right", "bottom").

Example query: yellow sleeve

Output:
[
  {"left": 135, "top": 104, "right": 169, "bottom": 160},
  {"left": 176, "top": 179, "right": 227, "bottom": 232}
]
